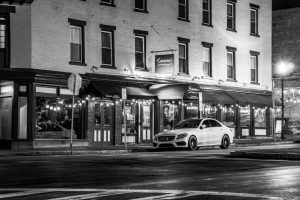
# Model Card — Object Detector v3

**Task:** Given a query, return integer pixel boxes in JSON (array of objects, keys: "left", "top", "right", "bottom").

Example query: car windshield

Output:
[{"left": 173, "top": 119, "right": 202, "bottom": 129}]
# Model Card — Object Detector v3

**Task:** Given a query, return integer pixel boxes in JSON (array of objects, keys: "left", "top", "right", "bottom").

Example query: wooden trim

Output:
[
  {"left": 177, "top": 37, "right": 190, "bottom": 43},
  {"left": 250, "top": 50, "right": 260, "bottom": 56},
  {"left": 68, "top": 18, "right": 86, "bottom": 26},
  {"left": 226, "top": 46, "right": 237, "bottom": 51},
  {"left": 250, "top": 3, "right": 260, "bottom": 9},
  {"left": 133, "top": 29, "right": 148, "bottom": 35},
  {"left": 100, "top": 24, "right": 116, "bottom": 31},
  {"left": 202, "top": 41, "right": 213, "bottom": 47}
]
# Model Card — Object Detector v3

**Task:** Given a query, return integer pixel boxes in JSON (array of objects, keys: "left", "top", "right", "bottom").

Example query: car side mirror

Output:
[{"left": 200, "top": 124, "right": 206, "bottom": 129}]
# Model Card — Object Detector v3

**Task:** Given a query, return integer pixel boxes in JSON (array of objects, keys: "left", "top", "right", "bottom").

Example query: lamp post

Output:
[{"left": 277, "top": 61, "right": 294, "bottom": 140}]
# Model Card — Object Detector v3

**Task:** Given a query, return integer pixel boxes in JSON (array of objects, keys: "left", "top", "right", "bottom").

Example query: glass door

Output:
[
  {"left": 94, "top": 101, "right": 113, "bottom": 146},
  {"left": 139, "top": 104, "right": 152, "bottom": 144}
]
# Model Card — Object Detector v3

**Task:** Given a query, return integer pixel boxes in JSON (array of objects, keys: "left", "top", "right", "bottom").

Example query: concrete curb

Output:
[
  {"left": 228, "top": 151, "right": 300, "bottom": 160},
  {"left": 232, "top": 141, "right": 294, "bottom": 147},
  {"left": 0, "top": 150, "right": 132, "bottom": 157}
]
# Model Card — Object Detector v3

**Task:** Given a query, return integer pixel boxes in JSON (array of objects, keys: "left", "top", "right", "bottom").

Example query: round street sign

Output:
[{"left": 68, "top": 73, "right": 82, "bottom": 94}]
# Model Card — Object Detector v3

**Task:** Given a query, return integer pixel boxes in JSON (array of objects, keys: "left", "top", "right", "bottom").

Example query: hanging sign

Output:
[
  {"left": 185, "top": 84, "right": 201, "bottom": 99},
  {"left": 155, "top": 54, "right": 174, "bottom": 74},
  {"left": 68, "top": 73, "right": 82, "bottom": 95}
]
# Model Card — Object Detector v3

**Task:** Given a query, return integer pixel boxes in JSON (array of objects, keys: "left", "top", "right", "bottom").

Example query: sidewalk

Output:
[
  {"left": 0, "top": 137, "right": 297, "bottom": 157},
  {"left": 229, "top": 144, "right": 300, "bottom": 161}
]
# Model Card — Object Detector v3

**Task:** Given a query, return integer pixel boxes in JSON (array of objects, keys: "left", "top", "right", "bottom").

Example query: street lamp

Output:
[{"left": 276, "top": 61, "right": 294, "bottom": 140}]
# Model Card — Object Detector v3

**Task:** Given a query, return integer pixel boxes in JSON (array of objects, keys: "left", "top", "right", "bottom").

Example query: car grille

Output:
[{"left": 158, "top": 136, "right": 175, "bottom": 142}]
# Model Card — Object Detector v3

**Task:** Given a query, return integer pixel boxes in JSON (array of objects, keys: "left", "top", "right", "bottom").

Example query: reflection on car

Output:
[
  {"left": 36, "top": 122, "right": 76, "bottom": 139},
  {"left": 153, "top": 118, "right": 234, "bottom": 150}
]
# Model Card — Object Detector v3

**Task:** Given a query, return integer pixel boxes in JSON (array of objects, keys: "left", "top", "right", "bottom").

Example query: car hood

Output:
[{"left": 158, "top": 128, "right": 195, "bottom": 136}]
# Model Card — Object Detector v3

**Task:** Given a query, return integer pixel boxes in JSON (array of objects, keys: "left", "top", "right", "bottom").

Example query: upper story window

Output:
[
  {"left": 250, "top": 51, "right": 260, "bottom": 84},
  {"left": 226, "top": 46, "right": 236, "bottom": 81},
  {"left": 202, "top": 42, "right": 213, "bottom": 77},
  {"left": 250, "top": 4, "right": 259, "bottom": 37},
  {"left": 68, "top": 18, "right": 86, "bottom": 66},
  {"left": 178, "top": 37, "right": 190, "bottom": 75},
  {"left": 0, "top": 14, "right": 9, "bottom": 68},
  {"left": 178, "top": 0, "right": 189, "bottom": 22},
  {"left": 227, "top": 0, "right": 236, "bottom": 32},
  {"left": 202, "top": 0, "right": 212, "bottom": 26},
  {"left": 100, "top": 0, "right": 116, "bottom": 7},
  {"left": 134, "top": 0, "right": 148, "bottom": 13},
  {"left": 134, "top": 30, "right": 148, "bottom": 70},
  {"left": 100, "top": 24, "right": 116, "bottom": 69}
]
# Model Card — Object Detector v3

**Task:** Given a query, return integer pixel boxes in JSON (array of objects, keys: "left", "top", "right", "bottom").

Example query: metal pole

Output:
[
  {"left": 70, "top": 75, "right": 76, "bottom": 154},
  {"left": 281, "top": 76, "right": 285, "bottom": 140},
  {"left": 123, "top": 100, "right": 127, "bottom": 150}
]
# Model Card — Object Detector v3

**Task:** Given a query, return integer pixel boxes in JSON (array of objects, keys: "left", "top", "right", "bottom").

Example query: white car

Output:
[{"left": 153, "top": 118, "right": 234, "bottom": 150}]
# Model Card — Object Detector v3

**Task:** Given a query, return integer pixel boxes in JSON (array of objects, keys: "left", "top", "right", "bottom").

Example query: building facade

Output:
[{"left": 0, "top": 0, "right": 273, "bottom": 149}]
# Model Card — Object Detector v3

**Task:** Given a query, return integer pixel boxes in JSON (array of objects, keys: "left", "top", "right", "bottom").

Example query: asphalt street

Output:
[{"left": 0, "top": 145, "right": 299, "bottom": 200}]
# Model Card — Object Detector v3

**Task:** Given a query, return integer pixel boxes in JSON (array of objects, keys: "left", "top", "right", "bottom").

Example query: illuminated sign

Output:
[
  {"left": 0, "top": 86, "right": 13, "bottom": 94},
  {"left": 155, "top": 54, "right": 174, "bottom": 74}
]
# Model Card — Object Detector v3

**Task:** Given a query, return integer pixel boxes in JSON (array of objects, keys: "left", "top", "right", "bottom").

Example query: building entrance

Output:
[{"left": 93, "top": 101, "right": 114, "bottom": 146}]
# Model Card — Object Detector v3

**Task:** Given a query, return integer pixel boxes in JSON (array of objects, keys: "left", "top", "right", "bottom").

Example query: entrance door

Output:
[
  {"left": 0, "top": 97, "right": 12, "bottom": 140},
  {"left": 93, "top": 102, "right": 113, "bottom": 146},
  {"left": 139, "top": 104, "right": 152, "bottom": 144}
]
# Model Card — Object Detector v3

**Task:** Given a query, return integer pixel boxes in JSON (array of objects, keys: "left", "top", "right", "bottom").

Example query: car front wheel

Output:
[
  {"left": 188, "top": 136, "right": 198, "bottom": 151},
  {"left": 220, "top": 135, "right": 230, "bottom": 149}
]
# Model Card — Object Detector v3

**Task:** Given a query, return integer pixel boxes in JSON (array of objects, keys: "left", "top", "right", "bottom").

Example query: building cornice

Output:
[{"left": 0, "top": 0, "right": 33, "bottom": 5}]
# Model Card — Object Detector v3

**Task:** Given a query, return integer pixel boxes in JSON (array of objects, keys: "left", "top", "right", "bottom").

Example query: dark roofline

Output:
[{"left": 0, "top": 0, "right": 33, "bottom": 5}]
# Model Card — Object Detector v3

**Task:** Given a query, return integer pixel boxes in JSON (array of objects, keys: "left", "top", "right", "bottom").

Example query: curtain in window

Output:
[
  {"left": 203, "top": 0, "right": 209, "bottom": 24},
  {"left": 250, "top": 56, "right": 256, "bottom": 82},
  {"left": 203, "top": 48, "right": 210, "bottom": 76},
  {"left": 70, "top": 26, "right": 82, "bottom": 62},
  {"left": 227, "top": 52, "right": 234, "bottom": 79},
  {"left": 227, "top": 4, "right": 233, "bottom": 29},
  {"left": 178, "top": 0, "right": 186, "bottom": 19},
  {"left": 179, "top": 44, "right": 186, "bottom": 73},
  {"left": 250, "top": 10, "right": 257, "bottom": 34}
]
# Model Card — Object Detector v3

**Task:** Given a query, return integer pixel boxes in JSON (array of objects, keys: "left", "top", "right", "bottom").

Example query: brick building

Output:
[{"left": 0, "top": 0, "right": 273, "bottom": 149}]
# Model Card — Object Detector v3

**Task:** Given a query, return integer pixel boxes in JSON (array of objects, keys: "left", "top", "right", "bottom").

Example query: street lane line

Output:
[
  {"left": 48, "top": 191, "right": 130, "bottom": 200},
  {"left": 0, "top": 188, "right": 297, "bottom": 200},
  {"left": 0, "top": 190, "right": 46, "bottom": 199}
]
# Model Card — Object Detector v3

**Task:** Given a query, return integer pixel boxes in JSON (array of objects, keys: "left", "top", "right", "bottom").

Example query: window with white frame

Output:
[
  {"left": 250, "top": 55, "right": 257, "bottom": 82},
  {"left": 202, "top": 0, "right": 211, "bottom": 25},
  {"left": 227, "top": 1, "right": 236, "bottom": 31},
  {"left": 101, "top": 31, "right": 113, "bottom": 66},
  {"left": 178, "top": 0, "right": 189, "bottom": 21},
  {"left": 70, "top": 25, "right": 83, "bottom": 63},
  {"left": 250, "top": 7, "right": 258, "bottom": 35},
  {"left": 135, "top": 0, "right": 147, "bottom": 12},
  {"left": 179, "top": 43, "right": 188, "bottom": 74},
  {"left": 135, "top": 35, "right": 145, "bottom": 69},
  {"left": 227, "top": 51, "right": 235, "bottom": 80},
  {"left": 202, "top": 47, "right": 211, "bottom": 77}
]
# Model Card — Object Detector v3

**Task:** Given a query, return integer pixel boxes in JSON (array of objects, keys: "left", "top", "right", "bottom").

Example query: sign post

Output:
[
  {"left": 68, "top": 73, "right": 82, "bottom": 154},
  {"left": 122, "top": 88, "right": 127, "bottom": 150}
]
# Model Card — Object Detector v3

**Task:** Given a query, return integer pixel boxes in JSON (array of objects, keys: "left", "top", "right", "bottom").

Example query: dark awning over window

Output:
[
  {"left": 226, "top": 92, "right": 273, "bottom": 107},
  {"left": 79, "top": 82, "right": 156, "bottom": 99},
  {"left": 202, "top": 90, "right": 236, "bottom": 105}
]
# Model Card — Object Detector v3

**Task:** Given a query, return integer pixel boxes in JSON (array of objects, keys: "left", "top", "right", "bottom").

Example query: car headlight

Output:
[
  {"left": 176, "top": 133, "right": 188, "bottom": 140},
  {"left": 154, "top": 135, "right": 158, "bottom": 141}
]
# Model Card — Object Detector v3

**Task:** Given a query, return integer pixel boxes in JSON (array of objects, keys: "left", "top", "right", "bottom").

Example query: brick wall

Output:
[{"left": 9, "top": 0, "right": 272, "bottom": 92}]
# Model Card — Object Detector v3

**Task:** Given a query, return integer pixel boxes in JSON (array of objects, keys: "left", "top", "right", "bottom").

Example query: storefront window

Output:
[
  {"left": 185, "top": 101, "right": 199, "bottom": 119},
  {"left": 240, "top": 106, "right": 250, "bottom": 127},
  {"left": 202, "top": 104, "right": 217, "bottom": 119},
  {"left": 254, "top": 108, "right": 266, "bottom": 128},
  {"left": 163, "top": 101, "right": 179, "bottom": 130},
  {"left": 220, "top": 106, "right": 235, "bottom": 127},
  {"left": 35, "top": 97, "right": 85, "bottom": 139},
  {"left": 123, "top": 102, "right": 137, "bottom": 143},
  {"left": 18, "top": 97, "right": 28, "bottom": 139}
]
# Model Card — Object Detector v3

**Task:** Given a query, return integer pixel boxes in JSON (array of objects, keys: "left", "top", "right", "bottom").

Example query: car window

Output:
[
  {"left": 202, "top": 120, "right": 210, "bottom": 128},
  {"left": 210, "top": 120, "right": 221, "bottom": 127},
  {"left": 173, "top": 119, "right": 202, "bottom": 129}
]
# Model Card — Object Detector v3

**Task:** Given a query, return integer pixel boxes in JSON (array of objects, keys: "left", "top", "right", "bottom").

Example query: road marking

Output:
[
  {"left": 49, "top": 191, "right": 130, "bottom": 200},
  {"left": 0, "top": 188, "right": 297, "bottom": 200}
]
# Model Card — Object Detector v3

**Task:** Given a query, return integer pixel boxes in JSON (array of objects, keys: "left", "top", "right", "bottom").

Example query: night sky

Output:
[{"left": 273, "top": 0, "right": 300, "bottom": 10}]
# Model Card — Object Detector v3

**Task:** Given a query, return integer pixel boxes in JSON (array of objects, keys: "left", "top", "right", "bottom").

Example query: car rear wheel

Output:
[
  {"left": 220, "top": 135, "right": 230, "bottom": 149},
  {"left": 188, "top": 136, "right": 198, "bottom": 151}
]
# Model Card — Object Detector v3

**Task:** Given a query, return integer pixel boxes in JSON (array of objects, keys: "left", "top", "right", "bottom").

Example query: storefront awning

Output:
[
  {"left": 202, "top": 90, "right": 236, "bottom": 105},
  {"left": 79, "top": 82, "right": 156, "bottom": 99},
  {"left": 226, "top": 92, "right": 273, "bottom": 107}
]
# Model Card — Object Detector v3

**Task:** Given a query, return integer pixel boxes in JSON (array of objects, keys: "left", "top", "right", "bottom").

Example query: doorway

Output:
[{"left": 93, "top": 101, "right": 114, "bottom": 146}]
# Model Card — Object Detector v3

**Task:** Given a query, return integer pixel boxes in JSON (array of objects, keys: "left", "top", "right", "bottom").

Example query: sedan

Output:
[{"left": 153, "top": 118, "right": 234, "bottom": 150}]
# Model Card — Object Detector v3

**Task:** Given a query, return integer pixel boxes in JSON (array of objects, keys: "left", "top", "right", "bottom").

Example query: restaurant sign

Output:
[
  {"left": 185, "top": 84, "right": 201, "bottom": 99},
  {"left": 155, "top": 54, "right": 174, "bottom": 74}
]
